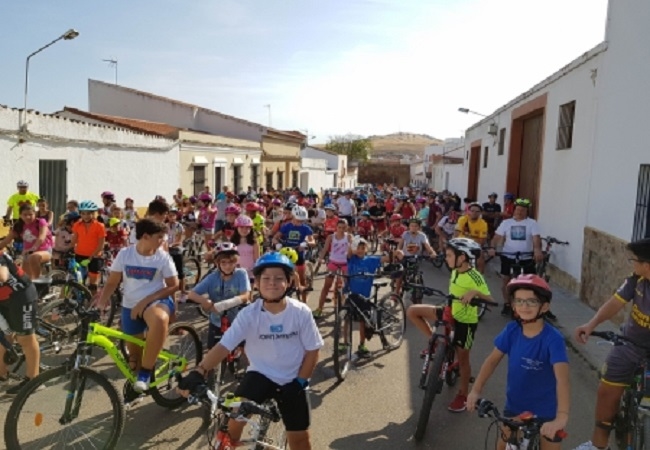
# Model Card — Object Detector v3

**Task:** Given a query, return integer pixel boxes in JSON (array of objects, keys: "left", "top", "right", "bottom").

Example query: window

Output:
[
  {"left": 556, "top": 101, "right": 576, "bottom": 150},
  {"left": 277, "top": 171, "right": 284, "bottom": 190},
  {"left": 292, "top": 170, "right": 298, "bottom": 188},
  {"left": 265, "top": 172, "right": 273, "bottom": 191},
  {"left": 193, "top": 166, "right": 205, "bottom": 196},
  {"left": 633, "top": 164, "right": 650, "bottom": 241},
  {"left": 251, "top": 165, "right": 259, "bottom": 190},
  {"left": 498, "top": 128, "right": 506, "bottom": 155},
  {"left": 483, "top": 146, "right": 489, "bottom": 168},
  {"left": 214, "top": 167, "right": 223, "bottom": 194},
  {"left": 232, "top": 165, "right": 241, "bottom": 194}
]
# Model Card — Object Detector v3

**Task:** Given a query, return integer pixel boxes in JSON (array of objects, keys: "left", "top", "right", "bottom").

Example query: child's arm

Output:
[
  {"left": 467, "top": 347, "right": 504, "bottom": 411},
  {"left": 540, "top": 362, "right": 570, "bottom": 439}
]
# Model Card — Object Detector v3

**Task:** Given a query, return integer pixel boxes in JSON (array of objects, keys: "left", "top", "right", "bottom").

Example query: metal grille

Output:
[
  {"left": 265, "top": 172, "right": 273, "bottom": 191},
  {"left": 193, "top": 166, "right": 205, "bottom": 196},
  {"left": 483, "top": 146, "right": 489, "bottom": 169},
  {"left": 38, "top": 160, "right": 67, "bottom": 219},
  {"left": 232, "top": 165, "right": 241, "bottom": 194},
  {"left": 277, "top": 171, "right": 284, "bottom": 190},
  {"left": 556, "top": 101, "right": 576, "bottom": 150},
  {"left": 498, "top": 128, "right": 506, "bottom": 155},
  {"left": 251, "top": 165, "right": 258, "bottom": 190},
  {"left": 632, "top": 164, "right": 650, "bottom": 241}
]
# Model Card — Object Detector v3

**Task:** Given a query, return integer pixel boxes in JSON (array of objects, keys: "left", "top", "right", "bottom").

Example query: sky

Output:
[{"left": 1, "top": 0, "right": 609, "bottom": 143}]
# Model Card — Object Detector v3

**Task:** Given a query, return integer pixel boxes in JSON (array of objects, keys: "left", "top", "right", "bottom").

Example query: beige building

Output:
[{"left": 262, "top": 129, "right": 303, "bottom": 191}]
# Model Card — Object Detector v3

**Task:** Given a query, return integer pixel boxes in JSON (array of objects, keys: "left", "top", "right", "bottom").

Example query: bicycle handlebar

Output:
[
  {"left": 542, "top": 236, "right": 569, "bottom": 245},
  {"left": 588, "top": 330, "right": 650, "bottom": 352},
  {"left": 403, "top": 283, "right": 499, "bottom": 307}
]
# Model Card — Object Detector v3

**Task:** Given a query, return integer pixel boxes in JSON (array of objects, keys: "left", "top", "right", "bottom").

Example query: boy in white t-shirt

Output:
[{"left": 97, "top": 219, "right": 179, "bottom": 393}]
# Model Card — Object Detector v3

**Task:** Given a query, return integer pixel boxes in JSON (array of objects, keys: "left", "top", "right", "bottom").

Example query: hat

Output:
[{"left": 109, "top": 218, "right": 121, "bottom": 227}]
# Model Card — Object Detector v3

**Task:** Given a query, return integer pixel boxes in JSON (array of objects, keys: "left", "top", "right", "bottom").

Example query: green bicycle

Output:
[{"left": 4, "top": 303, "right": 203, "bottom": 450}]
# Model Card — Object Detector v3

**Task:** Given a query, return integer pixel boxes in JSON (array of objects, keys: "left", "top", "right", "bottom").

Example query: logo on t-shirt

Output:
[
  {"left": 287, "top": 230, "right": 302, "bottom": 242},
  {"left": 521, "top": 357, "right": 544, "bottom": 371},
  {"left": 510, "top": 225, "right": 526, "bottom": 241},
  {"left": 270, "top": 324, "right": 283, "bottom": 333},
  {"left": 125, "top": 265, "right": 157, "bottom": 281}
]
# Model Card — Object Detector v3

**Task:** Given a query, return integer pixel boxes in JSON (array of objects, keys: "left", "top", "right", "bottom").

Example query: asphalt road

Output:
[{"left": 1, "top": 260, "right": 600, "bottom": 450}]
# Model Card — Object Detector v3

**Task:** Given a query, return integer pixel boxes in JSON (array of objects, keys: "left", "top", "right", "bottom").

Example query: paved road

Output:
[{"left": 1, "top": 260, "right": 599, "bottom": 449}]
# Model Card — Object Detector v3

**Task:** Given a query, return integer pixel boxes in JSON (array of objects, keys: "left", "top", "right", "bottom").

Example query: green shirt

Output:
[
  {"left": 449, "top": 268, "right": 491, "bottom": 324},
  {"left": 7, "top": 192, "right": 40, "bottom": 219}
]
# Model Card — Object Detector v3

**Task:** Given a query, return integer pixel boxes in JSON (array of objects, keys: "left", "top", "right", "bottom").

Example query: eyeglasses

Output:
[{"left": 512, "top": 298, "right": 542, "bottom": 307}]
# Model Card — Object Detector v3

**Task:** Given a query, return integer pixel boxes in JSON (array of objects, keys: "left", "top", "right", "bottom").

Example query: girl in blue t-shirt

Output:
[{"left": 467, "top": 274, "right": 570, "bottom": 449}]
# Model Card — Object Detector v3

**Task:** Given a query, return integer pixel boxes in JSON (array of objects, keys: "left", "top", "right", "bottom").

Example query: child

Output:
[
  {"left": 322, "top": 205, "right": 339, "bottom": 237},
  {"left": 197, "top": 193, "right": 217, "bottom": 243},
  {"left": 245, "top": 202, "right": 266, "bottom": 247},
  {"left": 123, "top": 197, "right": 140, "bottom": 229},
  {"left": 53, "top": 213, "right": 79, "bottom": 266},
  {"left": 467, "top": 274, "right": 569, "bottom": 450},
  {"left": 110, "top": 205, "right": 130, "bottom": 233},
  {"left": 105, "top": 218, "right": 128, "bottom": 258},
  {"left": 406, "top": 238, "right": 493, "bottom": 412},
  {"left": 215, "top": 205, "right": 240, "bottom": 242},
  {"left": 36, "top": 198, "right": 54, "bottom": 229},
  {"left": 231, "top": 215, "right": 260, "bottom": 282},
  {"left": 166, "top": 209, "right": 186, "bottom": 301},
  {"left": 356, "top": 211, "right": 374, "bottom": 240},
  {"left": 314, "top": 219, "right": 351, "bottom": 319},
  {"left": 71, "top": 200, "right": 105, "bottom": 291}
]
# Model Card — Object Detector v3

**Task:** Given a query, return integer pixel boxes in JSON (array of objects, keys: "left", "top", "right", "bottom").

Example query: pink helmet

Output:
[
  {"left": 245, "top": 202, "right": 259, "bottom": 212},
  {"left": 214, "top": 242, "right": 238, "bottom": 257},
  {"left": 271, "top": 199, "right": 282, "bottom": 206},
  {"left": 199, "top": 193, "right": 213, "bottom": 202},
  {"left": 225, "top": 205, "right": 241, "bottom": 215},
  {"left": 234, "top": 215, "right": 253, "bottom": 227}
]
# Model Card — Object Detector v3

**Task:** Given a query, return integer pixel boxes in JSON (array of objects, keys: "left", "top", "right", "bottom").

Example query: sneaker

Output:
[
  {"left": 572, "top": 442, "right": 610, "bottom": 450},
  {"left": 357, "top": 344, "right": 370, "bottom": 358},
  {"left": 133, "top": 379, "right": 148, "bottom": 393},
  {"left": 312, "top": 309, "right": 322, "bottom": 319},
  {"left": 447, "top": 393, "right": 467, "bottom": 412},
  {"left": 337, "top": 342, "right": 350, "bottom": 352}
]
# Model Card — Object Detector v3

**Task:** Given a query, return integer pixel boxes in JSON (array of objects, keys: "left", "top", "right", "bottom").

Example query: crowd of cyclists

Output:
[{"left": 0, "top": 178, "right": 648, "bottom": 450}]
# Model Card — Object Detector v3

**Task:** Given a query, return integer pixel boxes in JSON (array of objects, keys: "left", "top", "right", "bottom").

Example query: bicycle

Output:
[
  {"left": 390, "top": 255, "right": 432, "bottom": 305},
  {"left": 536, "top": 237, "right": 569, "bottom": 283},
  {"left": 588, "top": 330, "right": 650, "bottom": 449},
  {"left": 413, "top": 284, "right": 497, "bottom": 441},
  {"left": 4, "top": 302, "right": 203, "bottom": 450},
  {"left": 184, "top": 382, "right": 287, "bottom": 450},
  {"left": 476, "top": 398, "right": 567, "bottom": 450},
  {"left": 332, "top": 272, "right": 405, "bottom": 381}
]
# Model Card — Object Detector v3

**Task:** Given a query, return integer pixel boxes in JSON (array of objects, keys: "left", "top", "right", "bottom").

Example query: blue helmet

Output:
[
  {"left": 361, "top": 211, "right": 370, "bottom": 217},
  {"left": 253, "top": 253, "right": 295, "bottom": 277},
  {"left": 504, "top": 193, "right": 515, "bottom": 200},
  {"left": 79, "top": 200, "right": 99, "bottom": 212}
]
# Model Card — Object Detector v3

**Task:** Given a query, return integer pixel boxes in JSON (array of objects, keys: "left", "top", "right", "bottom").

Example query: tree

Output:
[{"left": 325, "top": 134, "right": 372, "bottom": 161}]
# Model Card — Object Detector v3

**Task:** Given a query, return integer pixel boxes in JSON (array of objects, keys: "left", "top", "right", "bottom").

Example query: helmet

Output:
[
  {"left": 198, "top": 193, "right": 213, "bottom": 202},
  {"left": 415, "top": 198, "right": 426, "bottom": 204},
  {"left": 506, "top": 274, "right": 552, "bottom": 302},
  {"left": 214, "top": 242, "right": 239, "bottom": 258},
  {"left": 291, "top": 206, "right": 308, "bottom": 221},
  {"left": 361, "top": 211, "right": 370, "bottom": 217},
  {"left": 234, "top": 215, "right": 253, "bottom": 227},
  {"left": 324, "top": 205, "right": 337, "bottom": 211},
  {"left": 284, "top": 202, "right": 296, "bottom": 211},
  {"left": 279, "top": 247, "right": 299, "bottom": 264},
  {"left": 447, "top": 237, "right": 482, "bottom": 260},
  {"left": 245, "top": 202, "right": 259, "bottom": 212},
  {"left": 189, "top": 196, "right": 197, "bottom": 204},
  {"left": 79, "top": 200, "right": 99, "bottom": 212},
  {"left": 390, "top": 214, "right": 402, "bottom": 221},
  {"left": 101, "top": 191, "right": 115, "bottom": 199},
  {"left": 514, "top": 198, "right": 531, "bottom": 208},
  {"left": 225, "top": 205, "right": 241, "bottom": 215},
  {"left": 271, "top": 199, "right": 282, "bottom": 206},
  {"left": 488, "top": 192, "right": 498, "bottom": 198},
  {"left": 64, "top": 212, "right": 80, "bottom": 223},
  {"left": 16, "top": 180, "right": 29, "bottom": 188},
  {"left": 504, "top": 193, "right": 515, "bottom": 200},
  {"left": 109, "top": 218, "right": 121, "bottom": 227},
  {"left": 252, "top": 252, "right": 295, "bottom": 277}
]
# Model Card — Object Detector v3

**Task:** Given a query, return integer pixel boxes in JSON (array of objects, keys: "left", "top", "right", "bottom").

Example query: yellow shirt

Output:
[
  {"left": 455, "top": 215, "right": 488, "bottom": 242},
  {"left": 449, "top": 268, "right": 491, "bottom": 323},
  {"left": 7, "top": 192, "right": 40, "bottom": 219}
]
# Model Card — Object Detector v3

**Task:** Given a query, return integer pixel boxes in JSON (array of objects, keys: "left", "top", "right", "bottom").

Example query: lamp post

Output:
[
  {"left": 458, "top": 107, "right": 488, "bottom": 118},
  {"left": 22, "top": 28, "right": 79, "bottom": 131}
]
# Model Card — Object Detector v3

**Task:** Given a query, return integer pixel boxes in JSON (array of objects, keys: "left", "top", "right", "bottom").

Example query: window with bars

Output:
[
  {"left": 292, "top": 170, "right": 298, "bottom": 188},
  {"left": 483, "top": 146, "right": 489, "bottom": 168},
  {"left": 232, "top": 165, "right": 241, "bottom": 194},
  {"left": 193, "top": 166, "right": 206, "bottom": 196},
  {"left": 498, "top": 128, "right": 506, "bottom": 155},
  {"left": 265, "top": 172, "right": 273, "bottom": 191},
  {"left": 251, "top": 165, "right": 259, "bottom": 190},
  {"left": 556, "top": 101, "right": 576, "bottom": 150},
  {"left": 632, "top": 164, "right": 650, "bottom": 241},
  {"left": 277, "top": 171, "right": 284, "bottom": 190}
]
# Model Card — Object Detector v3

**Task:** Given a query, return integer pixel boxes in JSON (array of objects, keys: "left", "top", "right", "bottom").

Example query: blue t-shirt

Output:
[
  {"left": 323, "top": 197, "right": 332, "bottom": 207},
  {"left": 347, "top": 255, "right": 381, "bottom": 297},
  {"left": 193, "top": 268, "right": 251, "bottom": 326},
  {"left": 494, "top": 321, "right": 569, "bottom": 419},
  {"left": 279, "top": 223, "right": 313, "bottom": 249}
]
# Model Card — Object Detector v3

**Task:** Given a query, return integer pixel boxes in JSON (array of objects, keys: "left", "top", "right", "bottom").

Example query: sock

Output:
[{"left": 137, "top": 368, "right": 152, "bottom": 383}]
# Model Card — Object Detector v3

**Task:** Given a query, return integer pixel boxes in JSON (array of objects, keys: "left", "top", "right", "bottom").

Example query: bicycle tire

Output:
[
  {"left": 150, "top": 322, "right": 203, "bottom": 409},
  {"left": 255, "top": 399, "right": 287, "bottom": 450},
  {"left": 183, "top": 257, "right": 202, "bottom": 291},
  {"left": 38, "top": 299, "right": 83, "bottom": 352},
  {"left": 431, "top": 253, "right": 444, "bottom": 268},
  {"left": 369, "top": 235, "right": 378, "bottom": 254},
  {"left": 377, "top": 293, "right": 405, "bottom": 350},
  {"left": 614, "top": 389, "right": 635, "bottom": 450},
  {"left": 4, "top": 365, "right": 125, "bottom": 450},
  {"left": 411, "top": 273, "right": 424, "bottom": 304},
  {"left": 333, "top": 306, "right": 353, "bottom": 381},
  {"left": 414, "top": 337, "right": 446, "bottom": 441},
  {"left": 444, "top": 348, "right": 459, "bottom": 387}
]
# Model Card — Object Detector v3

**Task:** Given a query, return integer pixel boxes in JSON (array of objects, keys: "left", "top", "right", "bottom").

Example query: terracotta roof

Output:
[{"left": 63, "top": 107, "right": 178, "bottom": 136}]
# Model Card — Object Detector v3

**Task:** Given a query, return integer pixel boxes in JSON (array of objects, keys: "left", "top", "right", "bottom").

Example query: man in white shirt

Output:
[{"left": 337, "top": 190, "right": 356, "bottom": 229}]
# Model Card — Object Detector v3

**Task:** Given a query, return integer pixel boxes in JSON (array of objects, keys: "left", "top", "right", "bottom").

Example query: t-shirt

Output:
[
  {"left": 166, "top": 222, "right": 184, "bottom": 247},
  {"left": 279, "top": 222, "right": 313, "bottom": 248},
  {"left": 337, "top": 197, "right": 354, "bottom": 216},
  {"left": 106, "top": 229, "right": 128, "bottom": 250},
  {"left": 389, "top": 224, "right": 407, "bottom": 239},
  {"left": 482, "top": 202, "right": 502, "bottom": 224},
  {"left": 437, "top": 216, "right": 457, "bottom": 236},
  {"left": 72, "top": 220, "right": 106, "bottom": 257},
  {"left": 198, "top": 207, "right": 218, "bottom": 230},
  {"left": 368, "top": 205, "right": 385, "bottom": 220},
  {"left": 417, "top": 206, "right": 429, "bottom": 222},
  {"left": 615, "top": 274, "right": 650, "bottom": 345},
  {"left": 347, "top": 255, "right": 382, "bottom": 297},
  {"left": 193, "top": 268, "right": 251, "bottom": 326},
  {"left": 455, "top": 216, "right": 488, "bottom": 242},
  {"left": 7, "top": 192, "right": 40, "bottom": 219},
  {"left": 401, "top": 231, "right": 429, "bottom": 256},
  {"left": 18, "top": 218, "right": 53, "bottom": 252},
  {"left": 427, "top": 204, "right": 442, "bottom": 227},
  {"left": 110, "top": 245, "right": 178, "bottom": 309},
  {"left": 449, "top": 268, "right": 491, "bottom": 323},
  {"left": 323, "top": 217, "right": 339, "bottom": 234},
  {"left": 495, "top": 218, "right": 541, "bottom": 257},
  {"left": 495, "top": 321, "right": 568, "bottom": 418},
  {"left": 0, "top": 253, "right": 32, "bottom": 301},
  {"left": 219, "top": 298, "right": 324, "bottom": 385},
  {"left": 356, "top": 220, "right": 373, "bottom": 237}
]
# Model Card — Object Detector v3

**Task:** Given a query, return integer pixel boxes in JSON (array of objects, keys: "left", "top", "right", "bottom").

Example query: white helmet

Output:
[
  {"left": 350, "top": 235, "right": 368, "bottom": 251},
  {"left": 292, "top": 205, "right": 308, "bottom": 221},
  {"left": 447, "top": 238, "right": 482, "bottom": 260},
  {"left": 16, "top": 180, "right": 29, "bottom": 188}
]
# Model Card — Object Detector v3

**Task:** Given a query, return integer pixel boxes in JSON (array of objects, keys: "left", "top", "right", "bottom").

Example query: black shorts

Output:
[
  {"left": 235, "top": 371, "right": 311, "bottom": 432},
  {"left": 74, "top": 254, "right": 104, "bottom": 274},
  {"left": 340, "top": 215, "right": 353, "bottom": 227},
  {"left": 170, "top": 252, "right": 185, "bottom": 278},
  {"left": 0, "top": 285, "right": 38, "bottom": 335},
  {"left": 499, "top": 256, "right": 536, "bottom": 277},
  {"left": 452, "top": 321, "right": 477, "bottom": 350}
]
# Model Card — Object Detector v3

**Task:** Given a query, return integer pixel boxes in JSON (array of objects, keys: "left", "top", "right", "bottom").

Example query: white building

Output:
[
  {"left": 460, "top": 0, "right": 650, "bottom": 307},
  {"left": 300, "top": 146, "right": 354, "bottom": 189},
  {"left": 425, "top": 138, "right": 466, "bottom": 193},
  {"left": 0, "top": 105, "right": 179, "bottom": 217},
  {"left": 298, "top": 158, "right": 336, "bottom": 194},
  {"left": 409, "top": 159, "right": 426, "bottom": 187}
]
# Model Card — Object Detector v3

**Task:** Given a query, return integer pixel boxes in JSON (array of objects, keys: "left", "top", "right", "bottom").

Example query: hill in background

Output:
[{"left": 368, "top": 132, "right": 442, "bottom": 160}]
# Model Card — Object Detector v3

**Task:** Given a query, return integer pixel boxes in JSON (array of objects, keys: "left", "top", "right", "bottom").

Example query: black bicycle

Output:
[
  {"left": 476, "top": 398, "right": 566, "bottom": 450},
  {"left": 536, "top": 236, "right": 569, "bottom": 282},
  {"left": 414, "top": 285, "right": 497, "bottom": 441},
  {"left": 391, "top": 255, "right": 432, "bottom": 305}
]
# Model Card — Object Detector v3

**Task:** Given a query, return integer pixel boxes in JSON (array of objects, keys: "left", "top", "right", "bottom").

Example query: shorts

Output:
[
  {"left": 340, "top": 215, "right": 353, "bottom": 227},
  {"left": 121, "top": 297, "right": 175, "bottom": 336},
  {"left": 499, "top": 256, "right": 536, "bottom": 277},
  {"left": 170, "top": 252, "right": 185, "bottom": 278},
  {"left": 74, "top": 254, "right": 104, "bottom": 274},
  {"left": 452, "top": 321, "right": 477, "bottom": 350},
  {"left": 0, "top": 285, "right": 38, "bottom": 335},
  {"left": 235, "top": 371, "right": 311, "bottom": 432},
  {"left": 327, "top": 261, "right": 347, "bottom": 273},
  {"left": 600, "top": 342, "right": 646, "bottom": 386}
]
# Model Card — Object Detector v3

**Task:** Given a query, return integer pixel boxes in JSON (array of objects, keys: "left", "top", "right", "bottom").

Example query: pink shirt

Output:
[
  {"left": 236, "top": 243, "right": 256, "bottom": 278},
  {"left": 20, "top": 218, "right": 53, "bottom": 252},
  {"left": 198, "top": 207, "right": 218, "bottom": 230}
]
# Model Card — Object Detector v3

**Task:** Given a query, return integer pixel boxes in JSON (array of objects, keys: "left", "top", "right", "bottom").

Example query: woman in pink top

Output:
[
  {"left": 231, "top": 215, "right": 260, "bottom": 282},
  {"left": 0, "top": 204, "right": 53, "bottom": 279}
]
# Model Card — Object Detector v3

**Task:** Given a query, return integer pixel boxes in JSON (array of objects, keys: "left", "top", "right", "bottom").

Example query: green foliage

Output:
[{"left": 325, "top": 135, "right": 372, "bottom": 161}]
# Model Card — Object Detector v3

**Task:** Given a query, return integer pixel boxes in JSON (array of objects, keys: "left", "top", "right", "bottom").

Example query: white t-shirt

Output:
[
  {"left": 495, "top": 217, "right": 541, "bottom": 256},
  {"left": 220, "top": 297, "right": 324, "bottom": 385},
  {"left": 437, "top": 216, "right": 456, "bottom": 236},
  {"left": 166, "top": 222, "right": 184, "bottom": 246},
  {"left": 111, "top": 246, "right": 178, "bottom": 308}
]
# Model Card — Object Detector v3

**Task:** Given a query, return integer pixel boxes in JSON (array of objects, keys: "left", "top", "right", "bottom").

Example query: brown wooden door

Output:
[
  {"left": 467, "top": 146, "right": 480, "bottom": 200},
  {"left": 518, "top": 114, "right": 543, "bottom": 217}
]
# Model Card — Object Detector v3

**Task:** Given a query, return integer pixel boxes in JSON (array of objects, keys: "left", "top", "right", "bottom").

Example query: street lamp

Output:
[
  {"left": 22, "top": 28, "right": 80, "bottom": 131},
  {"left": 458, "top": 107, "right": 488, "bottom": 118}
]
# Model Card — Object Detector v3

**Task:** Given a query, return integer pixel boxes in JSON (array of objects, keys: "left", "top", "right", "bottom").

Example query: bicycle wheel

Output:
[
  {"left": 369, "top": 235, "right": 378, "bottom": 254},
  {"left": 614, "top": 389, "right": 635, "bottom": 450},
  {"left": 38, "top": 300, "right": 82, "bottom": 353},
  {"left": 377, "top": 293, "right": 405, "bottom": 350},
  {"left": 183, "top": 257, "right": 202, "bottom": 291},
  {"left": 4, "top": 366, "right": 125, "bottom": 450},
  {"left": 477, "top": 301, "right": 488, "bottom": 321},
  {"left": 255, "top": 400, "right": 287, "bottom": 450},
  {"left": 444, "top": 348, "right": 459, "bottom": 387},
  {"left": 150, "top": 322, "right": 203, "bottom": 409},
  {"left": 431, "top": 253, "right": 444, "bottom": 269},
  {"left": 414, "top": 337, "right": 446, "bottom": 441},
  {"left": 411, "top": 273, "right": 424, "bottom": 304},
  {"left": 304, "top": 261, "right": 315, "bottom": 290},
  {"left": 332, "top": 306, "right": 353, "bottom": 381}
]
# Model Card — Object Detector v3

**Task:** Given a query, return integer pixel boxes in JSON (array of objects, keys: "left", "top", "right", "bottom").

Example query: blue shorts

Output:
[{"left": 121, "top": 297, "right": 175, "bottom": 336}]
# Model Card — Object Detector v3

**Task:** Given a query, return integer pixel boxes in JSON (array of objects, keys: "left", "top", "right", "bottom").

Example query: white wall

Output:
[
  {"left": 301, "top": 147, "right": 347, "bottom": 187},
  {"left": 299, "top": 158, "right": 335, "bottom": 193},
  {"left": 0, "top": 106, "right": 179, "bottom": 209}
]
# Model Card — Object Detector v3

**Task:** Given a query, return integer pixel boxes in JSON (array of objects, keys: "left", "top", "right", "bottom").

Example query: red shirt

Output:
[
  {"left": 356, "top": 219, "right": 373, "bottom": 237},
  {"left": 503, "top": 202, "right": 515, "bottom": 219},
  {"left": 106, "top": 229, "right": 127, "bottom": 250},
  {"left": 323, "top": 217, "right": 338, "bottom": 234},
  {"left": 385, "top": 199, "right": 395, "bottom": 213},
  {"left": 389, "top": 224, "right": 407, "bottom": 239}
]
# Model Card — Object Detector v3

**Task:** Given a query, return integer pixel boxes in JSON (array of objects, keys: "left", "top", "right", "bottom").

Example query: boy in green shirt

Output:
[{"left": 406, "top": 237, "right": 493, "bottom": 412}]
